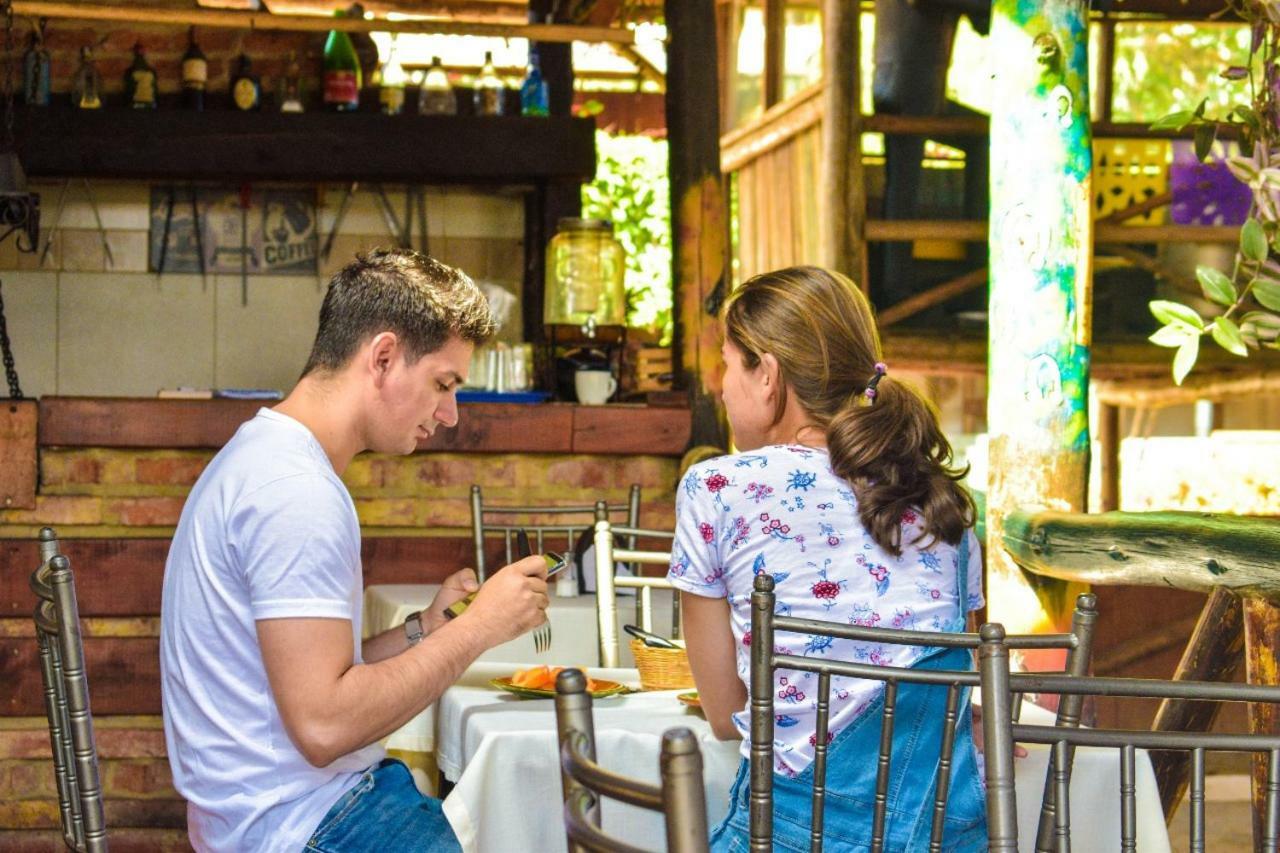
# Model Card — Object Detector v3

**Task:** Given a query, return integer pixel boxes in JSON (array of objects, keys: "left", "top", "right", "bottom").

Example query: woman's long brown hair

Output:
[{"left": 722, "top": 265, "right": 974, "bottom": 555}]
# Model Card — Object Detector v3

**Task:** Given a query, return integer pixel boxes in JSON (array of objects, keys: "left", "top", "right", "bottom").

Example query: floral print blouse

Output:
[{"left": 667, "top": 444, "right": 984, "bottom": 776}]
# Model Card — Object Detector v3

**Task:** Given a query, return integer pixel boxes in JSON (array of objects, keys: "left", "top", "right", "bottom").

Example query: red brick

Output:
[
  {"left": 103, "top": 498, "right": 185, "bottom": 528},
  {"left": 134, "top": 457, "right": 208, "bottom": 488},
  {"left": 104, "top": 760, "right": 177, "bottom": 799},
  {"left": 39, "top": 454, "right": 102, "bottom": 488},
  {"left": 544, "top": 458, "right": 616, "bottom": 489},
  {"left": 0, "top": 827, "right": 193, "bottom": 851},
  {"left": 420, "top": 499, "right": 471, "bottom": 528},
  {"left": 0, "top": 496, "right": 101, "bottom": 526},
  {"left": 44, "top": 27, "right": 101, "bottom": 52},
  {"left": 101, "top": 27, "right": 188, "bottom": 55}
]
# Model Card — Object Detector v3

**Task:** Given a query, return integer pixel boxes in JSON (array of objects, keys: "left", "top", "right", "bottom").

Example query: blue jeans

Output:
[
  {"left": 304, "top": 759, "right": 462, "bottom": 853},
  {"left": 711, "top": 647, "right": 988, "bottom": 853}
]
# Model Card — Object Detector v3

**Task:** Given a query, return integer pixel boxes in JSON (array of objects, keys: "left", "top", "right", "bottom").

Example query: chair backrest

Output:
[
  {"left": 30, "top": 527, "right": 107, "bottom": 852},
  {"left": 553, "top": 668, "right": 709, "bottom": 853},
  {"left": 978, "top": 622, "right": 1280, "bottom": 853},
  {"left": 749, "top": 573, "right": 1097, "bottom": 853},
  {"left": 470, "top": 484, "right": 641, "bottom": 581},
  {"left": 591, "top": 516, "right": 677, "bottom": 668}
]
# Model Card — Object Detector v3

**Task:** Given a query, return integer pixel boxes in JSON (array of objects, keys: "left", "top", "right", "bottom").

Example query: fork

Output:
[{"left": 517, "top": 529, "right": 552, "bottom": 654}]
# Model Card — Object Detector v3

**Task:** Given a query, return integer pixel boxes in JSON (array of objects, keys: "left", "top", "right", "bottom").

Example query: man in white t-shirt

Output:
[{"left": 160, "top": 250, "right": 550, "bottom": 852}]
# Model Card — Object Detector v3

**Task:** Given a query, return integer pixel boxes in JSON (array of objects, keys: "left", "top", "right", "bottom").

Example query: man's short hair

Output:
[{"left": 302, "top": 249, "right": 496, "bottom": 376}]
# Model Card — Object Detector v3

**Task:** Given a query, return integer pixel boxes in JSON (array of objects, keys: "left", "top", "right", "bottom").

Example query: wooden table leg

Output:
[
  {"left": 1245, "top": 595, "right": 1280, "bottom": 849},
  {"left": 1150, "top": 588, "right": 1244, "bottom": 820}
]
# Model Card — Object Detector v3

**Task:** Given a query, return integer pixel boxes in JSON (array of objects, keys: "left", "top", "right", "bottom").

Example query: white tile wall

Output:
[{"left": 214, "top": 275, "right": 325, "bottom": 393}]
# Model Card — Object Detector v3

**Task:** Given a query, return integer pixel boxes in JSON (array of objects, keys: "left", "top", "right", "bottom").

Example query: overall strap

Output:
[{"left": 954, "top": 528, "right": 970, "bottom": 627}]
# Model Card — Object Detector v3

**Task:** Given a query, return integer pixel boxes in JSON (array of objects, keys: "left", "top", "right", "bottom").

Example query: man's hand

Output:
[
  {"left": 423, "top": 568, "right": 481, "bottom": 634},
  {"left": 457, "top": 555, "right": 549, "bottom": 647}
]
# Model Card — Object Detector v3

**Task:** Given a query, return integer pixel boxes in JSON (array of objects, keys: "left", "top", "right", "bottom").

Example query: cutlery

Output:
[{"left": 623, "top": 623, "right": 680, "bottom": 649}]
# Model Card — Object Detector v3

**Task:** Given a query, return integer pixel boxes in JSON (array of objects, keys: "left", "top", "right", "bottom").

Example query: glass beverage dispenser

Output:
[{"left": 543, "top": 218, "right": 626, "bottom": 336}]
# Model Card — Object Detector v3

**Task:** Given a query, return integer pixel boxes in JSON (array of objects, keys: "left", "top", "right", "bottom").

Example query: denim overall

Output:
[{"left": 711, "top": 540, "right": 987, "bottom": 853}]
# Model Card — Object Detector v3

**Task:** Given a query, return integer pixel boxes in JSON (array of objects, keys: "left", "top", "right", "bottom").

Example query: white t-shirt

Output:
[
  {"left": 667, "top": 445, "right": 984, "bottom": 777},
  {"left": 160, "top": 409, "right": 385, "bottom": 852}
]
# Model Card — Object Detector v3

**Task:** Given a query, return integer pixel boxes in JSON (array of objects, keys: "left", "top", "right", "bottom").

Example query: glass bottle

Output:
[
  {"left": 377, "top": 37, "right": 406, "bottom": 116},
  {"left": 418, "top": 56, "right": 456, "bottom": 115},
  {"left": 279, "top": 50, "right": 304, "bottom": 113},
  {"left": 473, "top": 51, "right": 504, "bottom": 116},
  {"left": 519, "top": 49, "right": 549, "bottom": 117},
  {"left": 21, "top": 28, "right": 50, "bottom": 107},
  {"left": 73, "top": 46, "right": 102, "bottom": 110},
  {"left": 124, "top": 42, "right": 158, "bottom": 109},
  {"left": 323, "top": 11, "right": 362, "bottom": 112},
  {"left": 543, "top": 218, "right": 627, "bottom": 332},
  {"left": 230, "top": 54, "right": 261, "bottom": 111},
  {"left": 181, "top": 27, "right": 207, "bottom": 111}
]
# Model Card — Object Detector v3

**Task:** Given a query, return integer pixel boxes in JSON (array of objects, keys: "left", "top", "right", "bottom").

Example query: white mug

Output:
[{"left": 574, "top": 369, "right": 617, "bottom": 405}]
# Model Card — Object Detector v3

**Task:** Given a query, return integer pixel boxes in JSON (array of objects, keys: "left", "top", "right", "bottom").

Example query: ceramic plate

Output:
[
  {"left": 490, "top": 676, "right": 630, "bottom": 699},
  {"left": 676, "top": 691, "right": 701, "bottom": 708}
]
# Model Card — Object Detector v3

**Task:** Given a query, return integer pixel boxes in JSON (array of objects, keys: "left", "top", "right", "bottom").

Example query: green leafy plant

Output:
[
  {"left": 580, "top": 130, "right": 672, "bottom": 343},
  {"left": 1148, "top": 4, "right": 1280, "bottom": 384}
]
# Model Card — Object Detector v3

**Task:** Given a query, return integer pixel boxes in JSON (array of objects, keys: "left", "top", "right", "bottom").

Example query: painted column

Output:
[{"left": 986, "top": 0, "right": 1092, "bottom": 650}]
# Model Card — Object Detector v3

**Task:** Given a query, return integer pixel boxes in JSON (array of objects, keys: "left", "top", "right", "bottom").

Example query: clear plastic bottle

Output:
[
  {"left": 72, "top": 46, "right": 101, "bottom": 110},
  {"left": 473, "top": 51, "right": 504, "bottom": 116},
  {"left": 377, "top": 37, "right": 406, "bottom": 115},
  {"left": 418, "top": 56, "right": 456, "bottom": 115}
]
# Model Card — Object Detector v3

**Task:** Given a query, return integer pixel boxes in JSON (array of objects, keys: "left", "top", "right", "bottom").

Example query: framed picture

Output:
[{"left": 149, "top": 186, "right": 318, "bottom": 275}]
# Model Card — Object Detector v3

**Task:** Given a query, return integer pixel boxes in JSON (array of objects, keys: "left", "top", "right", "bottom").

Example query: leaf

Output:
[
  {"left": 1194, "top": 97, "right": 1210, "bottom": 117},
  {"left": 1149, "top": 323, "right": 1193, "bottom": 348},
  {"left": 1242, "top": 310, "right": 1280, "bottom": 340},
  {"left": 1210, "top": 317, "right": 1249, "bottom": 356},
  {"left": 1220, "top": 66, "right": 1249, "bottom": 80},
  {"left": 1228, "top": 155, "right": 1260, "bottom": 184},
  {"left": 1196, "top": 265, "right": 1237, "bottom": 306},
  {"left": 1173, "top": 336, "right": 1200, "bottom": 385},
  {"left": 1194, "top": 124, "right": 1218, "bottom": 162},
  {"left": 1235, "top": 104, "right": 1261, "bottom": 128},
  {"left": 1149, "top": 299, "right": 1205, "bottom": 330},
  {"left": 1255, "top": 277, "right": 1280, "bottom": 311},
  {"left": 1150, "top": 110, "right": 1196, "bottom": 131},
  {"left": 1242, "top": 218, "right": 1270, "bottom": 262}
]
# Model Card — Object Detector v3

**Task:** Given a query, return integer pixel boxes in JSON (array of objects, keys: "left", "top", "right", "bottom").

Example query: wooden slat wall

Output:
[{"left": 732, "top": 122, "right": 822, "bottom": 283}]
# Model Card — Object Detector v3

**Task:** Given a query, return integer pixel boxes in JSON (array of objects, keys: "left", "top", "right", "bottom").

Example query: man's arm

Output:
[
  {"left": 258, "top": 556, "right": 548, "bottom": 767},
  {"left": 361, "top": 568, "right": 480, "bottom": 664}
]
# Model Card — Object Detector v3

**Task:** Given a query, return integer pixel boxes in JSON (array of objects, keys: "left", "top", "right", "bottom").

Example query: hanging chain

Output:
[{"left": 0, "top": 279, "right": 23, "bottom": 398}]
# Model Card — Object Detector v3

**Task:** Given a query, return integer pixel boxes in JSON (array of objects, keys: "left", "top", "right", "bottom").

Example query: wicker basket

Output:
[{"left": 630, "top": 639, "right": 695, "bottom": 691}]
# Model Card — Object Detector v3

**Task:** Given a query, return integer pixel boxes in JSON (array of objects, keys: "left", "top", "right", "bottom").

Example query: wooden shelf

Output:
[{"left": 15, "top": 108, "right": 597, "bottom": 185}]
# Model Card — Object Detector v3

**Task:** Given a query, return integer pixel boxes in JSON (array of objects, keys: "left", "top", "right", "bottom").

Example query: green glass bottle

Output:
[
  {"left": 124, "top": 42, "right": 157, "bottom": 110},
  {"left": 230, "top": 54, "right": 261, "bottom": 111},
  {"left": 323, "top": 12, "right": 361, "bottom": 112}
]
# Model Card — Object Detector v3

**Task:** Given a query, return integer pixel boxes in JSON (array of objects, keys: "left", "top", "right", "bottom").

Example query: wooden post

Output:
[
  {"left": 986, "top": 0, "right": 1094, "bottom": 651},
  {"left": 1097, "top": 403, "right": 1119, "bottom": 512},
  {"left": 1245, "top": 597, "right": 1280, "bottom": 849},
  {"left": 718, "top": 0, "right": 741, "bottom": 134},
  {"left": 1149, "top": 588, "right": 1245, "bottom": 820},
  {"left": 763, "top": 0, "right": 785, "bottom": 109},
  {"left": 667, "top": 0, "right": 730, "bottom": 449},
  {"left": 819, "top": 0, "right": 866, "bottom": 287}
]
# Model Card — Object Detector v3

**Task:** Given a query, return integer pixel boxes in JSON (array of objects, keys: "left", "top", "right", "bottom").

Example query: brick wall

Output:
[{"left": 0, "top": 446, "right": 678, "bottom": 846}]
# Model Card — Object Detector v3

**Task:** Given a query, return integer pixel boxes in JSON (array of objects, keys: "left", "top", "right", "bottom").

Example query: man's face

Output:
[{"left": 372, "top": 335, "right": 473, "bottom": 455}]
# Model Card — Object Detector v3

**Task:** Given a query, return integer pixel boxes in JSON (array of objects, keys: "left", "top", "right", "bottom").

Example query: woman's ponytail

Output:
[{"left": 826, "top": 374, "right": 974, "bottom": 556}]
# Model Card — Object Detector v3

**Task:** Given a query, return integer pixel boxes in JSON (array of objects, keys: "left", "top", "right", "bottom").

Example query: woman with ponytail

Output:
[{"left": 668, "top": 266, "right": 986, "bottom": 851}]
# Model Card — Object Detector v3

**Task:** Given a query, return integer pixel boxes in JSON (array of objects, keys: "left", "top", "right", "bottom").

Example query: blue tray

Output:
[{"left": 457, "top": 390, "right": 552, "bottom": 404}]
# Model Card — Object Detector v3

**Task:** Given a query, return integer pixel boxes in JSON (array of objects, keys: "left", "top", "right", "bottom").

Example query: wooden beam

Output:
[
  {"left": 1150, "top": 588, "right": 1245, "bottom": 821},
  {"left": 1098, "top": 17, "right": 1116, "bottom": 123},
  {"left": 877, "top": 267, "right": 987, "bottom": 327},
  {"left": 666, "top": 0, "right": 729, "bottom": 451},
  {"left": 819, "top": 0, "right": 864, "bottom": 285},
  {"left": 1002, "top": 510, "right": 1280, "bottom": 601},
  {"left": 763, "top": 0, "right": 785, "bottom": 108},
  {"left": 1094, "top": 369, "right": 1280, "bottom": 409},
  {"left": 1097, "top": 403, "right": 1120, "bottom": 512},
  {"left": 720, "top": 83, "right": 823, "bottom": 172},
  {"left": 864, "top": 219, "right": 1239, "bottom": 244},
  {"left": 1097, "top": 190, "right": 1173, "bottom": 225},
  {"left": 11, "top": 1, "right": 634, "bottom": 43}
]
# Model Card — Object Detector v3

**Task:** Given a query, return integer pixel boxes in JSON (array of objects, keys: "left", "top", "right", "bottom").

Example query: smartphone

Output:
[{"left": 443, "top": 551, "right": 565, "bottom": 620}]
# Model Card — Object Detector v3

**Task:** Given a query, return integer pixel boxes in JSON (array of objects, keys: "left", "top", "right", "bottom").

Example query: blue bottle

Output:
[
  {"left": 520, "top": 50, "right": 549, "bottom": 117},
  {"left": 22, "top": 30, "right": 50, "bottom": 107}
]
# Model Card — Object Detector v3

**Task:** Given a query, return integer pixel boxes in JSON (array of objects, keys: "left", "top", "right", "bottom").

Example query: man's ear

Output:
[{"left": 367, "top": 332, "right": 399, "bottom": 386}]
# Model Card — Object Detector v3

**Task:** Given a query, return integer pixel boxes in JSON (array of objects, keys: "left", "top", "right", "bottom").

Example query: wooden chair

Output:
[
  {"left": 30, "top": 527, "right": 107, "bottom": 852},
  {"left": 978, "top": 621, "right": 1280, "bottom": 853},
  {"left": 748, "top": 574, "right": 1098, "bottom": 853},
  {"left": 553, "top": 668, "right": 709, "bottom": 853},
  {"left": 591, "top": 516, "right": 677, "bottom": 668},
  {"left": 469, "top": 484, "right": 640, "bottom": 581}
]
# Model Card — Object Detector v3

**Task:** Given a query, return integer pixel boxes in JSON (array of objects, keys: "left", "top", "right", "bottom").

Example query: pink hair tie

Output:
[{"left": 864, "top": 362, "right": 888, "bottom": 402}]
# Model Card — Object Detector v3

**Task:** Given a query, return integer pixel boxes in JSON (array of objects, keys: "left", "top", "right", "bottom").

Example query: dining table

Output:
[{"left": 435, "top": 662, "right": 1172, "bottom": 853}]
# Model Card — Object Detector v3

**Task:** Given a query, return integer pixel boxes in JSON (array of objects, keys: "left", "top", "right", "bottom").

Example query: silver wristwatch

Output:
[{"left": 403, "top": 610, "right": 425, "bottom": 646}]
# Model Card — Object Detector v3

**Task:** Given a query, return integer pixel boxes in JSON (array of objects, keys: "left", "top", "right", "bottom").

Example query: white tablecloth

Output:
[
  {"left": 363, "top": 584, "right": 677, "bottom": 752},
  {"left": 436, "top": 670, "right": 1171, "bottom": 853}
]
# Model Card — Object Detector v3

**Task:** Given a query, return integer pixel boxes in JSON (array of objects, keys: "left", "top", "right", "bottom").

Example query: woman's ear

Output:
[{"left": 758, "top": 352, "right": 782, "bottom": 392}]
